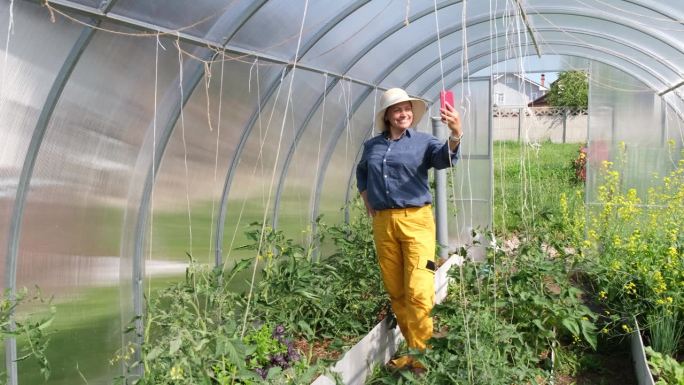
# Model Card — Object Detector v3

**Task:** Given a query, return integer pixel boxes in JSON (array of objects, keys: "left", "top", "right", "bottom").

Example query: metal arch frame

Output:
[
  {"left": 310, "top": 87, "right": 374, "bottom": 225},
  {"left": 307, "top": 9, "right": 684, "bottom": 226},
  {"left": 270, "top": 76, "right": 339, "bottom": 229},
  {"left": 403, "top": 27, "right": 680, "bottom": 93},
  {"left": 419, "top": 40, "right": 670, "bottom": 97},
  {"left": 3, "top": 2, "right": 119, "bottom": 383},
  {"left": 369, "top": 9, "right": 683, "bottom": 93},
  {"left": 268, "top": 1, "right": 468, "bottom": 229},
  {"left": 414, "top": 30, "right": 678, "bottom": 97},
  {"left": 125, "top": 2, "right": 273, "bottom": 373},
  {"left": 214, "top": 0, "right": 376, "bottom": 265}
]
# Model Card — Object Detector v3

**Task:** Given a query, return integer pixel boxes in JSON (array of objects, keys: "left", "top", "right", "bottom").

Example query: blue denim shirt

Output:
[{"left": 356, "top": 128, "right": 460, "bottom": 210}]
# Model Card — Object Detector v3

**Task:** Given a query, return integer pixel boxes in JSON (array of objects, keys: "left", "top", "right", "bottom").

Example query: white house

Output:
[{"left": 492, "top": 73, "right": 548, "bottom": 107}]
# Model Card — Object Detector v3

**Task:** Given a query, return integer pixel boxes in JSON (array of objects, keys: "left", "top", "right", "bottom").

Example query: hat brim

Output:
[{"left": 374, "top": 98, "right": 427, "bottom": 132}]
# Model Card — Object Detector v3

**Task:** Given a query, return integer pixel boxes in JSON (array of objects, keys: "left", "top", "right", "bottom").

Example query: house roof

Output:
[{"left": 493, "top": 73, "right": 549, "bottom": 91}]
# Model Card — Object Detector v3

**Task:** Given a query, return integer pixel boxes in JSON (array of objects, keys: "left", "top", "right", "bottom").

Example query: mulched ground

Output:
[{"left": 556, "top": 340, "right": 638, "bottom": 385}]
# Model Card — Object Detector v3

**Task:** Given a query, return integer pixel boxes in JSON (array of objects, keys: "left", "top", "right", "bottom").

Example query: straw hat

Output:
[{"left": 375, "top": 88, "right": 427, "bottom": 131}]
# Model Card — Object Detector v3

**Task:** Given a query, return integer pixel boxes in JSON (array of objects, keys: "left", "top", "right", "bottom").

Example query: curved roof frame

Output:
[
  {"left": 270, "top": 7, "right": 684, "bottom": 228},
  {"left": 417, "top": 37, "right": 675, "bottom": 96},
  {"left": 403, "top": 27, "right": 680, "bottom": 94},
  {"left": 366, "top": 8, "right": 683, "bottom": 96},
  {"left": 214, "top": 0, "right": 377, "bottom": 263}
]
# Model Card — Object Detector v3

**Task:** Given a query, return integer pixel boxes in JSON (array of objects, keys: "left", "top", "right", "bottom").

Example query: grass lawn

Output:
[{"left": 493, "top": 140, "right": 585, "bottom": 236}]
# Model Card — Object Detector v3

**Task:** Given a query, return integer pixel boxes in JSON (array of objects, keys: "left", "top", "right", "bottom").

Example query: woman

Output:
[{"left": 355, "top": 88, "right": 462, "bottom": 369}]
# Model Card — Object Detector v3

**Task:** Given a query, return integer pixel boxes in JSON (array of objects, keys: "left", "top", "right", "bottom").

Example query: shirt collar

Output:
[{"left": 383, "top": 128, "right": 413, "bottom": 140}]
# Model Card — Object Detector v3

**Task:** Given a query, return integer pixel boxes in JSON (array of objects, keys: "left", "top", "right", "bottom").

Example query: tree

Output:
[{"left": 546, "top": 71, "right": 588, "bottom": 109}]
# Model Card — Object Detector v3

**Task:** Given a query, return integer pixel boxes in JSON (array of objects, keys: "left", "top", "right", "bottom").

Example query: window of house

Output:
[{"left": 496, "top": 93, "right": 505, "bottom": 104}]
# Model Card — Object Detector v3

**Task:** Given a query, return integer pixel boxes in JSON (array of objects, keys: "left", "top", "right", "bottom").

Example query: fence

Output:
[{"left": 492, "top": 107, "right": 588, "bottom": 143}]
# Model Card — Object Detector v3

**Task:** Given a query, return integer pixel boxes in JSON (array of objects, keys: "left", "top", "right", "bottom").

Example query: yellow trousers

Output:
[{"left": 372, "top": 205, "right": 435, "bottom": 350}]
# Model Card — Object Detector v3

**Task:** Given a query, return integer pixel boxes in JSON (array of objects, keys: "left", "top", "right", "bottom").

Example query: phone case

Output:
[{"left": 440, "top": 90, "right": 454, "bottom": 109}]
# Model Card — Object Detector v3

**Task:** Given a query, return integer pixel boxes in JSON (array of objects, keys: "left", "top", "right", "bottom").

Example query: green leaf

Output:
[
  {"left": 169, "top": 335, "right": 182, "bottom": 355},
  {"left": 562, "top": 318, "right": 580, "bottom": 336},
  {"left": 146, "top": 347, "right": 162, "bottom": 361},
  {"left": 298, "top": 320, "right": 315, "bottom": 337},
  {"left": 580, "top": 319, "right": 598, "bottom": 350}
]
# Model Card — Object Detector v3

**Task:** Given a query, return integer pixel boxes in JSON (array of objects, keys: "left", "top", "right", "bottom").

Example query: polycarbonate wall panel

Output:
[
  {"left": 447, "top": 158, "right": 490, "bottom": 250},
  {"left": 111, "top": 0, "right": 256, "bottom": 40},
  {"left": 381, "top": 21, "right": 492, "bottom": 90},
  {"left": 277, "top": 80, "right": 367, "bottom": 239},
  {"left": 586, "top": 62, "right": 677, "bottom": 207},
  {"left": 220, "top": 68, "right": 321, "bottom": 261},
  {"left": 664, "top": 92, "right": 684, "bottom": 156},
  {"left": 229, "top": 0, "right": 353, "bottom": 61},
  {"left": 347, "top": 2, "right": 469, "bottom": 83},
  {"left": 14, "top": 23, "right": 183, "bottom": 383},
  {"left": 319, "top": 89, "right": 379, "bottom": 225},
  {"left": 530, "top": 15, "right": 683, "bottom": 82},
  {"left": 299, "top": 0, "right": 411, "bottom": 74},
  {"left": 527, "top": 0, "right": 684, "bottom": 44},
  {"left": 150, "top": 58, "right": 281, "bottom": 268},
  {"left": 0, "top": 1, "right": 82, "bottom": 289}
]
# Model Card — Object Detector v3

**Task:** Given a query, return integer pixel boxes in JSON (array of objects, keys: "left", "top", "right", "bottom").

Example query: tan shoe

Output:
[{"left": 387, "top": 355, "right": 413, "bottom": 369}]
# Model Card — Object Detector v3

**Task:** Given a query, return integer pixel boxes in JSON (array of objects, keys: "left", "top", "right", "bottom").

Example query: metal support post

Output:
[{"left": 432, "top": 117, "right": 449, "bottom": 259}]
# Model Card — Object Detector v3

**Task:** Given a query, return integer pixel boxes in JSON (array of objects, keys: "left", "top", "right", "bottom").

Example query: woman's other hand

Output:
[{"left": 360, "top": 190, "right": 376, "bottom": 217}]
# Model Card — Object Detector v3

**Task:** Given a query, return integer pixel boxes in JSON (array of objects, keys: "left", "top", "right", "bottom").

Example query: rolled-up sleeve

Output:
[
  {"left": 427, "top": 136, "right": 460, "bottom": 170},
  {"left": 356, "top": 143, "right": 369, "bottom": 193}
]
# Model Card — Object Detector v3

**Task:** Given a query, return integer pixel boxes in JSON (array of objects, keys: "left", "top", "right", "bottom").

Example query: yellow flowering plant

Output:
[{"left": 583, "top": 147, "right": 683, "bottom": 350}]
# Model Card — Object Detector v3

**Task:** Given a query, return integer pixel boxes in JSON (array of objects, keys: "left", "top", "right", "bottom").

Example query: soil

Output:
[{"left": 555, "top": 340, "right": 638, "bottom": 385}]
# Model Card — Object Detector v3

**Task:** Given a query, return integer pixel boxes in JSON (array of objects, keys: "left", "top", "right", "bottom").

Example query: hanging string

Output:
[
  {"left": 147, "top": 32, "right": 164, "bottom": 304},
  {"left": 405, "top": 0, "right": 411, "bottom": 27},
  {"left": 222, "top": 63, "right": 290, "bottom": 277},
  {"left": 311, "top": 72, "right": 328, "bottom": 236},
  {"left": 241, "top": 0, "right": 311, "bottom": 338},
  {"left": 2, "top": 0, "right": 14, "bottom": 97},
  {"left": 432, "top": 0, "right": 446, "bottom": 93},
  {"left": 39, "top": 0, "right": 347, "bottom": 68},
  {"left": 41, "top": 0, "right": 240, "bottom": 37},
  {"left": 174, "top": 35, "right": 193, "bottom": 257},
  {"left": 208, "top": 51, "right": 226, "bottom": 261}
]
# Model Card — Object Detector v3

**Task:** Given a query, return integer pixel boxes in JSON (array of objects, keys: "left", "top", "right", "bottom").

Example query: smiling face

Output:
[{"left": 384, "top": 101, "right": 414, "bottom": 132}]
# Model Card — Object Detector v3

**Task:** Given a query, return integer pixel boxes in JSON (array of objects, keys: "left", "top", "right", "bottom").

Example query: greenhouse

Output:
[{"left": 1, "top": 0, "right": 683, "bottom": 384}]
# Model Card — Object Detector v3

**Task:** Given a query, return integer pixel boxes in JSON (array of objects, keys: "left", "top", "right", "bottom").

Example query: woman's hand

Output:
[{"left": 440, "top": 103, "right": 462, "bottom": 138}]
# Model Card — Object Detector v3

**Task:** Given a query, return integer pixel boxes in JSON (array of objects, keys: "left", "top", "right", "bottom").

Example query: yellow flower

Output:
[
  {"left": 601, "top": 327, "right": 609, "bottom": 334},
  {"left": 598, "top": 290, "right": 607, "bottom": 300},
  {"left": 667, "top": 246, "right": 678, "bottom": 258},
  {"left": 611, "top": 261, "right": 622, "bottom": 271},
  {"left": 623, "top": 281, "right": 637, "bottom": 295},
  {"left": 170, "top": 365, "right": 184, "bottom": 380},
  {"left": 621, "top": 324, "right": 632, "bottom": 333}
]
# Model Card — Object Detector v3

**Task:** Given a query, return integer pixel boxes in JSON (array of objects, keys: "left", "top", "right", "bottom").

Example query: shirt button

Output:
[
  {"left": 388, "top": 148, "right": 391, "bottom": 152},
  {"left": 383, "top": 159, "right": 386, "bottom": 162},
  {"left": 386, "top": 190, "right": 389, "bottom": 194},
  {"left": 384, "top": 175, "right": 387, "bottom": 178}
]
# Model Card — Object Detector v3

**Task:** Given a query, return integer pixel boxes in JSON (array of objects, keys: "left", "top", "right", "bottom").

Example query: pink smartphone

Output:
[{"left": 440, "top": 90, "right": 454, "bottom": 109}]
